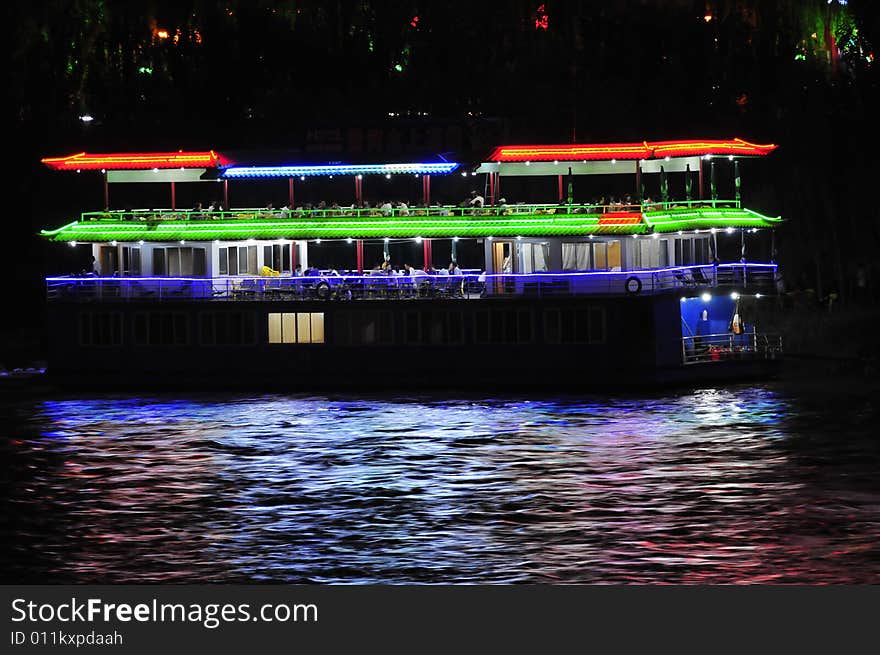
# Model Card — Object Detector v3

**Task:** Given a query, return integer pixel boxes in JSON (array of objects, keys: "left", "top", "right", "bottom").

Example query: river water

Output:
[{"left": 1, "top": 382, "right": 878, "bottom": 584}]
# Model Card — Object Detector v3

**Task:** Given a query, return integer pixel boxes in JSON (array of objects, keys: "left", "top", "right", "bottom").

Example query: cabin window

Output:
[
  {"left": 521, "top": 242, "right": 550, "bottom": 273},
  {"left": 474, "top": 309, "right": 533, "bottom": 344},
  {"left": 634, "top": 239, "right": 668, "bottom": 269},
  {"left": 587, "top": 240, "right": 621, "bottom": 270},
  {"left": 543, "top": 306, "right": 605, "bottom": 344},
  {"left": 336, "top": 310, "right": 394, "bottom": 345},
  {"left": 219, "top": 245, "right": 258, "bottom": 275},
  {"left": 268, "top": 312, "right": 324, "bottom": 344},
  {"left": 562, "top": 243, "right": 592, "bottom": 271},
  {"left": 133, "top": 312, "right": 189, "bottom": 346},
  {"left": 263, "top": 244, "right": 292, "bottom": 274},
  {"left": 198, "top": 312, "right": 256, "bottom": 346},
  {"left": 121, "top": 246, "right": 141, "bottom": 276},
  {"left": 153, "top": 247, "right": 206, "bottom": 277},
  {"left": 78, "top": 312, "right": 123, "bottom": 346}
]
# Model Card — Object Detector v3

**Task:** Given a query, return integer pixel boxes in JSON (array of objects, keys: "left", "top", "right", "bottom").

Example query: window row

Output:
[{"left": 332, "top": 307, "right": 606, "bottom": 346}]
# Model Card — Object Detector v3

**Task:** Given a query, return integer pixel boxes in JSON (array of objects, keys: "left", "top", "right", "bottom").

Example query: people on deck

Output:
[{"left": 468, "top": 190, "right": 485, "bottom": 208}]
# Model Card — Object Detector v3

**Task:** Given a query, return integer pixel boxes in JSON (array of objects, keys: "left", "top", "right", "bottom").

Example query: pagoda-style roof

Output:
[
  {"left": 486, "top": 138, "right": 777, "bottom": 163},
  {"left": 41, "top": 151, "right": 223, "bottom": 171}
]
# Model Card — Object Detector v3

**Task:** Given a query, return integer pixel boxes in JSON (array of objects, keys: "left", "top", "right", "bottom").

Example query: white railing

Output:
[{"left": 681, "top": 332, "right": 783, "bottom": 364}]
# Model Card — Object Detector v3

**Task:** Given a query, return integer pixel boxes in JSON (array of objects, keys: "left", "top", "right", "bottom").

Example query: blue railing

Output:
[{"left": 46, "top": 263, "right": 777, "bottom": 302}]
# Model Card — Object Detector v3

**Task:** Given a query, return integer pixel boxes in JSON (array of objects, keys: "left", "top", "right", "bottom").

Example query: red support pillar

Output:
[
  {"left": 557, "top": 175, "right": 564, "bottom": 203},
  {"left": 171, "top": 181, "right": 176, "bottom": 210},
  {"left": 356, "top": 240, "right": 364, "bottom": 273},
  {"left": 290, "top": 242, "right": 297, "bottom": 272},
  {"left": 422, "top": 175, "right": 431, "bottom": 206},
  {"left": 103, "top": 172, "right": 109, "bottom": 209},
  {"left": 423, "top": 239, "right": 432, "bottom": 270},
  {"left": 354, "top": 176, "right": 363, "bottom": 206},
  {"left": 288, "top": 178, "right": 294, "bottom": 208},
  {"left": 496, "top": 172, "right": 501, "bottom": 202},
  {"left": 224, "top": 180, "right": 230, "bottom": 210},
  {"left": 488, "top": 172, "right": 495, "bottom": 206}
]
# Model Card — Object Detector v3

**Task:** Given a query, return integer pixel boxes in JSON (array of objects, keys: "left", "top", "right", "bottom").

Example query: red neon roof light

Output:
[
  {"left": 488, "top": 138, "right": 777, "bottom": 162},
  {"left": 41, "top": 151, "right": 222, "bottom": 171}
]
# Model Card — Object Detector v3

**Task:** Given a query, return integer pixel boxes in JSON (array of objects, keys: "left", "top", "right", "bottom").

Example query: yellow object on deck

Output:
[{"left": 261, "top": 266, "right": 280, "bottom": 277}]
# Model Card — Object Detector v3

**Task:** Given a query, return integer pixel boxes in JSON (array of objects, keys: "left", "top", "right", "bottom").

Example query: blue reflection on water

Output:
[{"left": 2, "top": 384, "right": 878, "bottom": 583}]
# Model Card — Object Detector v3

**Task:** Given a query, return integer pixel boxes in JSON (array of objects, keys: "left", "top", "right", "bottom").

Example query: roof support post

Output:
[
  {"left": 224, "top": 180, "right": 229, "bottom": 210},
  {"left": 557, "top": 175, "right": 564, "bottom": 203},
  {"left": 488, "top": 172, "right": 495, "bottom": 206},
  {"left": 171, "top": 181, "right": 176, "bottom": 211},
  {"left": 423, "top": 238, "right": 432, "bottom": 270},
  {"left": 635, "top": 162, "right": 642, "bottom": 203},
  {"left": 354, "top": 176, "right": 363, "bottom": 206},
  {"left": 288, "top": 177, "right": 294, "bottom": 208},
  {"left": 698, "top": 158, "right": 704, "bottom": 200},
  {"left": 103, "top": 171, "right": 109, "bottom": 210},
  {"left": 422, "top": 175, "right": 431, "bottom": 206},
  {"left": 356, "top": 239, "right": 364, "bottom": 273}
]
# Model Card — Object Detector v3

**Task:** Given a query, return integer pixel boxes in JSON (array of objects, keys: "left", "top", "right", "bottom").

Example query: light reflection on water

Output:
[{"left": 1, "top": 385, "right": 878, "bottom": 583}]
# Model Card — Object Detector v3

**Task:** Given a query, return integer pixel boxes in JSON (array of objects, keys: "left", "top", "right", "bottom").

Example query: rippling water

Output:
[{"left": 1, "top": 383, "right": 878, "bottom": 583}]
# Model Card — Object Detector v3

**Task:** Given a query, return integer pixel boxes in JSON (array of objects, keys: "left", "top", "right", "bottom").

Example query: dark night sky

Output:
[{"left": 5, "top": 0, "right": 880, "bottom": 360}]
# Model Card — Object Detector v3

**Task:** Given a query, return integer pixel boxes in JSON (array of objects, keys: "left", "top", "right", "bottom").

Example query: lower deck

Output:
[{"left": 47, "top": 293, "right": 782, "bottom": 389}]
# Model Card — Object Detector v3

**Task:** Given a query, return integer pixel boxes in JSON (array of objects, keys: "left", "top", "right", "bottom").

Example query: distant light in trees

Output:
[
  {"left": 535, "top": 5, "right": 549, "bottom": 31},
  {"left": 157, "top": 29, "right": 169, "bottom": 39},
  {"left": 79, "top": 115, "right": 94, "bottom": 123}
]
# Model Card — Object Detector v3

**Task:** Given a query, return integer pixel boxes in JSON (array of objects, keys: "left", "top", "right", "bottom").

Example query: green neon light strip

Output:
[{"left": 41, "top": 208, "right": 779, "bottom": 242}]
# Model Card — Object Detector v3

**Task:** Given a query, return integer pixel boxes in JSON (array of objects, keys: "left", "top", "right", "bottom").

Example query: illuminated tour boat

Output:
[{"left": 40, "top": 138, "right": 784, "bottom": 388}]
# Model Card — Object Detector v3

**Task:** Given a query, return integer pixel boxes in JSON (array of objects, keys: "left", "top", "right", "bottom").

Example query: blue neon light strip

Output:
[
  {"left": 221, "top": 162, "right": 460, "bottom": 178},
  {"left": 45, "top": 263, "right": 776, "bottom": 284}
]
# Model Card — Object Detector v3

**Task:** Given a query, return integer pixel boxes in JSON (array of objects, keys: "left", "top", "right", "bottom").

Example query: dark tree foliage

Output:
[{"left": 5, "top": 0, "right": 879, "bottom": 342}]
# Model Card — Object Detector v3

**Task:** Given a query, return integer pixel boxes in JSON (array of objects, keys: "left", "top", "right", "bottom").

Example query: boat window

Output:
[
  {"left": 133, "top": 312, "right": 190, "bottom": 346},
  {"left": 263, "top": 244, "right": 292, "bottom": 274},
  {"left": 562, "top": 243, "right": 592, "bottom": 271},
  {"left": 267, "top": 312, "right": 324, "bottom": 344},
  {"left": 198, "top": 312, "right": 256, "bottom": 346},
  {"left": 78, "top": 312, "right": 123, "bottom": 347},
  {"left": 521, "top": 242, "right": 550, "bottom": 273},
  {"left": 543, "top": 306, "right": 605, "bottom": 344},
  {"left": 154, "top": 247, "right": 207, "bottom": 277},
  {"left": 219, "top": 245, "right": 258, "bottom": 276}
]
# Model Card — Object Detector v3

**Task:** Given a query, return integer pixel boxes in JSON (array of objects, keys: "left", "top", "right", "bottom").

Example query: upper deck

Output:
[
  {"left": 40, "top": 138, "right": 782, "bottom": 303},
  {"left": 41, "top": 200, "right": 778, "bottom": 243}
]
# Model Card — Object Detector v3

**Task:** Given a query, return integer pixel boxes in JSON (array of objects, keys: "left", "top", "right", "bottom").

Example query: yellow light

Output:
[{"left": 157, "top": 29, "right": 169, "bottom": 39}]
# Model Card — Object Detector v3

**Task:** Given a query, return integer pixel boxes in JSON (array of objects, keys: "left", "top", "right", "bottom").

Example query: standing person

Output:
[{"left": 468, "top": 190, "right": 484, "bottom": 209}]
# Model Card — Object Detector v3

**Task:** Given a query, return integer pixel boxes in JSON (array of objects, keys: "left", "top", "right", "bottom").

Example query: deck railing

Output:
[
  {"left": 78, "top": 200, "right": 742, "bottom": 223},
  {"left": 45, "top": 263, "right": 777, "bottom": 303},
  {"left": 681, "top": 332, "right": 783, "bottom": 365}
]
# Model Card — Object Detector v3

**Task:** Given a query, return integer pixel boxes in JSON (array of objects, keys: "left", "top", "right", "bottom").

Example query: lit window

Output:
[{"left": 268, "top": 312, "right": 324, "bottom": 344}]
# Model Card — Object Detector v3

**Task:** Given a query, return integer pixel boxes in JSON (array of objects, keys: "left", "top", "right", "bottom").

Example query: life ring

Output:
[
  {"left": 624, "top": 276, "right": 642, "bottom": 294},
  {"left": 315, "top": 281, "right": 332, "bottom": 300}
]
